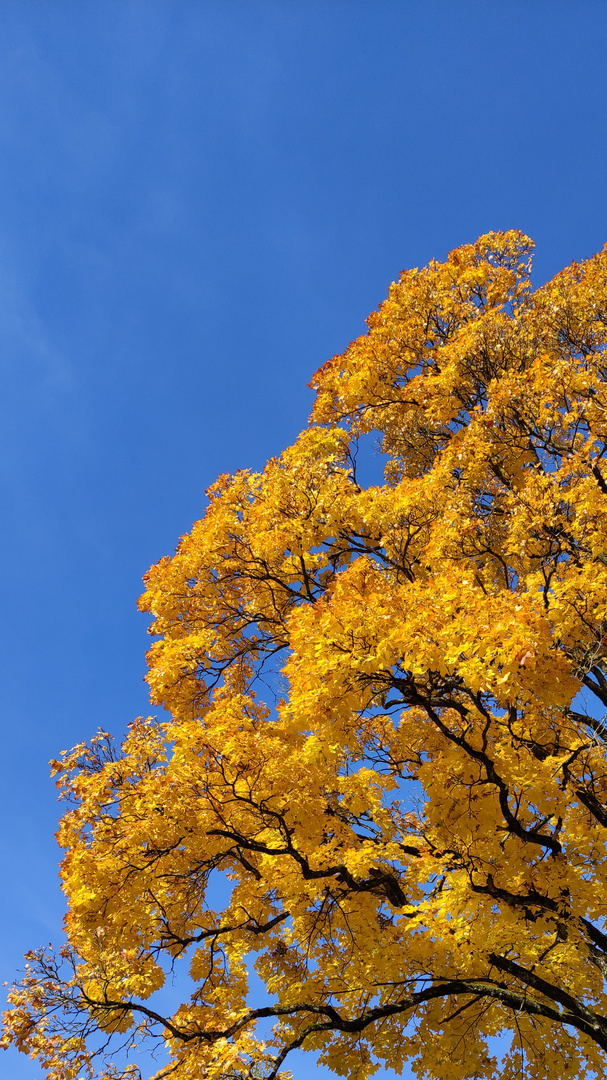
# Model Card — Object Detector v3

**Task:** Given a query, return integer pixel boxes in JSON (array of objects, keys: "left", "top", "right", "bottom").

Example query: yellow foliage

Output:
[{"left": 6, "top": 232, "right": 607, "bottom": 1079}]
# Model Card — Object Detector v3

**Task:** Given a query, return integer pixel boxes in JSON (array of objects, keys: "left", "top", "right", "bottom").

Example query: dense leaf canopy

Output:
[{"left": 6, "top": 232, "right": 607, "bottom": 1079}]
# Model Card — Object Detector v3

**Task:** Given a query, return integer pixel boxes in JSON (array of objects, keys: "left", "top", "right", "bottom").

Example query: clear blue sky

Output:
[{"left": 2, "top": 2, "right": 607, "bottom": 1077}]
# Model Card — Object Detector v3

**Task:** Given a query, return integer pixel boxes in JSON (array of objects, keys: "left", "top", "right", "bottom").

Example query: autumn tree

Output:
[{"left": 7, "top": 231, "right": 607, "bottom": 1080}]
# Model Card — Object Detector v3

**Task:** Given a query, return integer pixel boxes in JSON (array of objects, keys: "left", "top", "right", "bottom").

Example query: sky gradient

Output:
[{"left": 2, "top": 2, "right": 607, "bottom": 1077}]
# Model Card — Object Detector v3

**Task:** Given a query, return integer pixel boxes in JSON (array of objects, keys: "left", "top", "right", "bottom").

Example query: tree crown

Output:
[{"left": 5, "top": 231, "right": 607, "bottom": 1080}]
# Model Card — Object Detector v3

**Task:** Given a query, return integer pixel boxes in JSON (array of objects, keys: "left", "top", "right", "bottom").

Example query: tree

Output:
[{"left": 6, "top": 232, "right": 607, "bottom": 1080}]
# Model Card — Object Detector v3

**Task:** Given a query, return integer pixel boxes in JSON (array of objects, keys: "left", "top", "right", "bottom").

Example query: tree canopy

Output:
[{"left": 6, "top": 231, "right": 607, "bottom": 1080}]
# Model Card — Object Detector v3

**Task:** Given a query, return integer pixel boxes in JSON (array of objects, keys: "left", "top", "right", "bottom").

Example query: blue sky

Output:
[{"left": 2, "top": 2, "right": 607, "bottom": 1077}]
